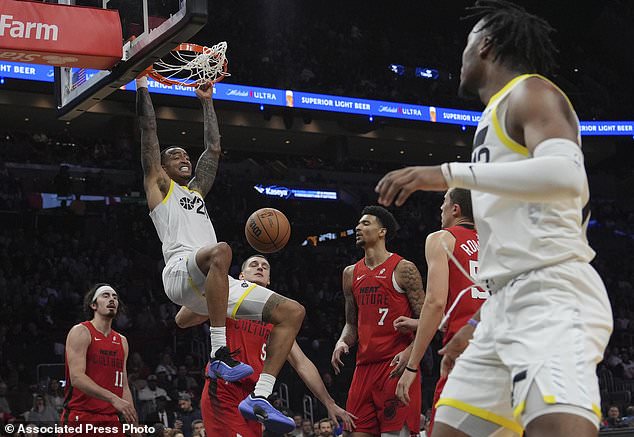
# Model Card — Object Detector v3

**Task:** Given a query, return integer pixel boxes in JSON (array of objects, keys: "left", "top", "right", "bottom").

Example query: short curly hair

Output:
[{"left": 361, "top": 205, "right": 399, "bottom": 241}]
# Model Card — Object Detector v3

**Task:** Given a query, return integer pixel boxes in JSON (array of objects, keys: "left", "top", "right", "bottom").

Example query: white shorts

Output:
[
  {"left": 162, "top": 250, "right": 274, "bottom": 319},
  {"left": 436, "top": 261, "right": 613, "bottom": 436}
]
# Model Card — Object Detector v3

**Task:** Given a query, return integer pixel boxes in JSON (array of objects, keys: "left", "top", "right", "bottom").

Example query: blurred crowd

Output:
[{"left": 196, "top": 1, "right": 634, "bottom": 121}]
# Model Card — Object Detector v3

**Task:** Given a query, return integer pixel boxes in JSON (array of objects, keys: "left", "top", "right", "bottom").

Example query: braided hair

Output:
[{"left": 463, "top": 0, "right": 558, "bottom": 74}]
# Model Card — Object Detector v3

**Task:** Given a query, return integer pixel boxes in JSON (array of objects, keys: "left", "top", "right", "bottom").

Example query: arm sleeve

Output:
[{"left": 441, "top": 138, "right": 586, "bottom": 202}]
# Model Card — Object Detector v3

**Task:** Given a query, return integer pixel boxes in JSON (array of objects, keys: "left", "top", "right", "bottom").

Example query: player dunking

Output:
[
  {"left": 136, "top": 78, "right": 304, "bottom": 432},
  {"left": 60, "top": 284, "right": 136, "bottom": 437},
  {"left": 376, "top": 2, "right": 613, "bottom": 436},
  {"left": 332, "top": 206, "right": 425, "bottom": 437},
  {"left": 178, "top": 255, "right": 357, "bottom": 436},
  {"left": 395, "top": 189, "right": 486, "bottom": 436}
]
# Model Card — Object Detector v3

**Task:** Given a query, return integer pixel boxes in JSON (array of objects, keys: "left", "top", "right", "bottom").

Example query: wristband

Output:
[
  {"left": 404, "top": 366, "right": 418, "bottom": 373},
  {"left": 135, "top": 76, "right": 149, "bottom": 88},
  {"left": 467, "top": 318, "right": 479, "bottom": 328}
]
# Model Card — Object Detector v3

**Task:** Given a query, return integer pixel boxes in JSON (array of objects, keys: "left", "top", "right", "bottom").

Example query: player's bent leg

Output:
[
  {"left": 175, "top": 306, "right": 208, "bottom": 328},
  {"left": 230, "top": 285, "right": 302, "bottom": 434},
  {"left": 238, "top": 294, "right": 303, "bottom": 433},
  {"left": 260, "top": 293, "right": 305, "bottom": 376},
  {"left": 194, "top": 244, "right": 254, "bottom": 382},
  {"left": 195, "top": 242, "right": 232, "bottom": 327}
]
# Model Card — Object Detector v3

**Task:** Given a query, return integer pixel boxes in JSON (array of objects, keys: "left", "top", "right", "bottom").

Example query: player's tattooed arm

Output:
[
  {"left": 136, "top": 88, "right": 169, "bottom": 202},
  {"left": 396, "top": 259, "right": 425, "bottom": 318},
  {"left": 339, "top": 265, "right": 358, "bottom": 345},
  {"left": 189, "top": 85, "right": 221, "bottom": 197},
  {"left": 136, "top": 89, "right": 163, "bottom": 178}
]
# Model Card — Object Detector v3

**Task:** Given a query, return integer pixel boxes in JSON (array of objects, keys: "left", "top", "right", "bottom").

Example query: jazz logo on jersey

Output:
[
  {"left": 179, "top": 195, "right": 208, "bottom": 218},
  {"left": 179, "top": 196, "right": 195, "bottom": 210}
]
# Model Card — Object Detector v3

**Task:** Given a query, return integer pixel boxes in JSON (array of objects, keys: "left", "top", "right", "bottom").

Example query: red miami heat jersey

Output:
[
  {"left": 208, "top": 318, "right": 272, "bottom": 404},
  {"left": 352, "top": 253, "right": 413, "bottom": 365},
  {"left": 63, "top": 322, "right": 124, "bottom": 414},
  {"left": 443, "top": 225, "right": 486, "bottom": 344}
]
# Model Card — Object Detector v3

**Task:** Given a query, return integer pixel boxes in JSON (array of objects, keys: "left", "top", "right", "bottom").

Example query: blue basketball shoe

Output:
[
  {"left": 207, "top": 346, "right": 253, "bottom": 382},
  {"left": 238, "top": 393, "right": 295, "bottom": 434}
]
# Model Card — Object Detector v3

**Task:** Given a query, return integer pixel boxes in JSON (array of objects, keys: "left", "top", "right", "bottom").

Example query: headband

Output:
[{"left": 92, "top": 285, "right": 116, "bottom": 303}]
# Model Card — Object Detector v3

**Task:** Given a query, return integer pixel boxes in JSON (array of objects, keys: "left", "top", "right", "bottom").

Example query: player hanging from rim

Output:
[
  {"left": 394, "top": 189, "right": 486, "bottom": 436},
  {"left": 60, "top": 284, "right": 137, "bottom": 437},
  {"left": 177, "top": 254, "right": 357, "bottom": 436},
  {"left": 136, "top": 77, "right": 305, "bottom": 433},
  {"left": 376, "top": 2, "right": 613, "bottom": 436},
  {"left": 332, "top": 206, "right": 425, "bottom": 437}
]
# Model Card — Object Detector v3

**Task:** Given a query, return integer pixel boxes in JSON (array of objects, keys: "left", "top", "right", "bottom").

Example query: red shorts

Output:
[
  {"left": 59, "top": 409, "right": 124, "bottom": 437},
  {"left": 201, "top": 377, "right": 262, "bottom": 437},
  {"left": 346, "top": 360, "right": 421, "bottom": 435},
  {"left": 428, "top": 375, "right": 447, "bottom": 437}
]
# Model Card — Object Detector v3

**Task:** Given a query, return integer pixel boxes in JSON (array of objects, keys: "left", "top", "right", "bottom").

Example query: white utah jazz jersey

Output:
[
  {"left": 150, "top": 180, "right": 218, "bottom": 266},
  {"left": 470, "top": 74, "right": 594, "bottom": 289}
]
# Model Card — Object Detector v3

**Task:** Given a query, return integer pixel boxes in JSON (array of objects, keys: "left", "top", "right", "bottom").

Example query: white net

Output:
[{"left": 151, "top": 41, "right": 230, "bottom": 86}]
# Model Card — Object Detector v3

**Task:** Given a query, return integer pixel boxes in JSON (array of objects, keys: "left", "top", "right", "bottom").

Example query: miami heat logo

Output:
[
  {"left": 383, "top": 398, "right": 402, "bottom": 420},
  {"left": 179, "top": 196, "right": 195, "bottom": 210}
]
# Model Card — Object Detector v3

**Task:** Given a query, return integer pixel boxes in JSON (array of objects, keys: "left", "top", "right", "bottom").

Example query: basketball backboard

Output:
[{"left": 55, "top": 0, "right": 207, "bottom": 120}]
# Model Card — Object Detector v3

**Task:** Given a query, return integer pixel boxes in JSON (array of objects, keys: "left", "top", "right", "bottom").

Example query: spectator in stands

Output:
[
  {"left": 603, "top": 405, "right": 628, "bottom": 429},
  {"left": 606, "top": 346, "right": 625, "bottom": 377},
  {"left": 621, "top": 351, "right": 634, "bottom": 379},
  {"left": 138, "top": 374, "right": 171, "bottom": 424},
  {"left": 173, "top": 365, "right": 198, "bottom": 394},
  {"left": 44, "top": 379, "right": 64, "bottom": 414},
  {"left": 175, "top": 392, "right": 201, "bottom": 437},
  {"left": 298, "top": 418, "right": 314, "bottom": 437},
  {"left": 317, "top": 418, "right": 334, "bottom": 437},
  {"left": 129, "top": 352, "right": 151, "bottom": 381},
  {"left": 191, "top": 419, "right": 205, "bottom": 436},
  {"left": 26, "top": 394, "right": 57, "bottom": 425},
  {"left": 144, "top": 395, "right": 175, "bottom": 429},
  {"left": 156, "top": 353, "right": 178, "bottom": 382},
  {"left": 290, "top": 414, "right": 304, "bottom": 436}
]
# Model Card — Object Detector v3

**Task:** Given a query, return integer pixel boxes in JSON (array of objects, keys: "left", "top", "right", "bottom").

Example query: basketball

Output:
[{"left": 245, "top": 208, "right": 291, "bottom": 253}]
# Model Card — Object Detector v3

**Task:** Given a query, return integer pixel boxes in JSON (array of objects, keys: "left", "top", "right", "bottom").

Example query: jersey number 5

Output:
[{"left": 469, "top": 260, "right": 488, "bottom": 299}]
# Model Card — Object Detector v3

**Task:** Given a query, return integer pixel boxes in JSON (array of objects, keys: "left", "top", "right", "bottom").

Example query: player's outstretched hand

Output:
[
  {"left": 112, "top": 396, "right": 137, "bottom": 424},
  {"left": 395, "top": 369, "right": 416, "bottom": 405},
  {"left": 389, "top": 347, "right": 412, "bottom": 378},
  {"left": 375, "top": 166, "right": 448, "bottom": 207},
  {"left": 195, "top": 82, "right": 213, "bottom": 100},
  {"left": 438, "top": 323, "right": 475, "bottom": 378},
  {"left": 393, "top": 316, "right": 418, "bottom": 333},
  {"left": 325, "top": 401, "right": 357, "bottom": 432},
  {"left": 331, "top": 341, "right": 349, "bottom": 375}
]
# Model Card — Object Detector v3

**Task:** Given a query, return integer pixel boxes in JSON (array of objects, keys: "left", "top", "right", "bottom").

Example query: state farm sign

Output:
[{"left": 0, "top": 0, "right": 121, "bottom": 69}]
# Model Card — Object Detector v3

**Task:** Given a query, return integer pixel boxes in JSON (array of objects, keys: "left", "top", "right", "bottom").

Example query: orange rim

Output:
[{"left": 147, "top": 43, "right": 228, "bottom": 87}]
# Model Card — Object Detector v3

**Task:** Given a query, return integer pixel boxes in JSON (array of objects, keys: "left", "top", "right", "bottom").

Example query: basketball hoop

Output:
[{"left": 146, "top": 41, "right": 230, "bottom": 87}]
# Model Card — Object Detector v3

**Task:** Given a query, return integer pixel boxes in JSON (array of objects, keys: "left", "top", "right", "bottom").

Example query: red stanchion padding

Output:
[{"left": 0, "top": 0, "right": 122, "bottom": 69}]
